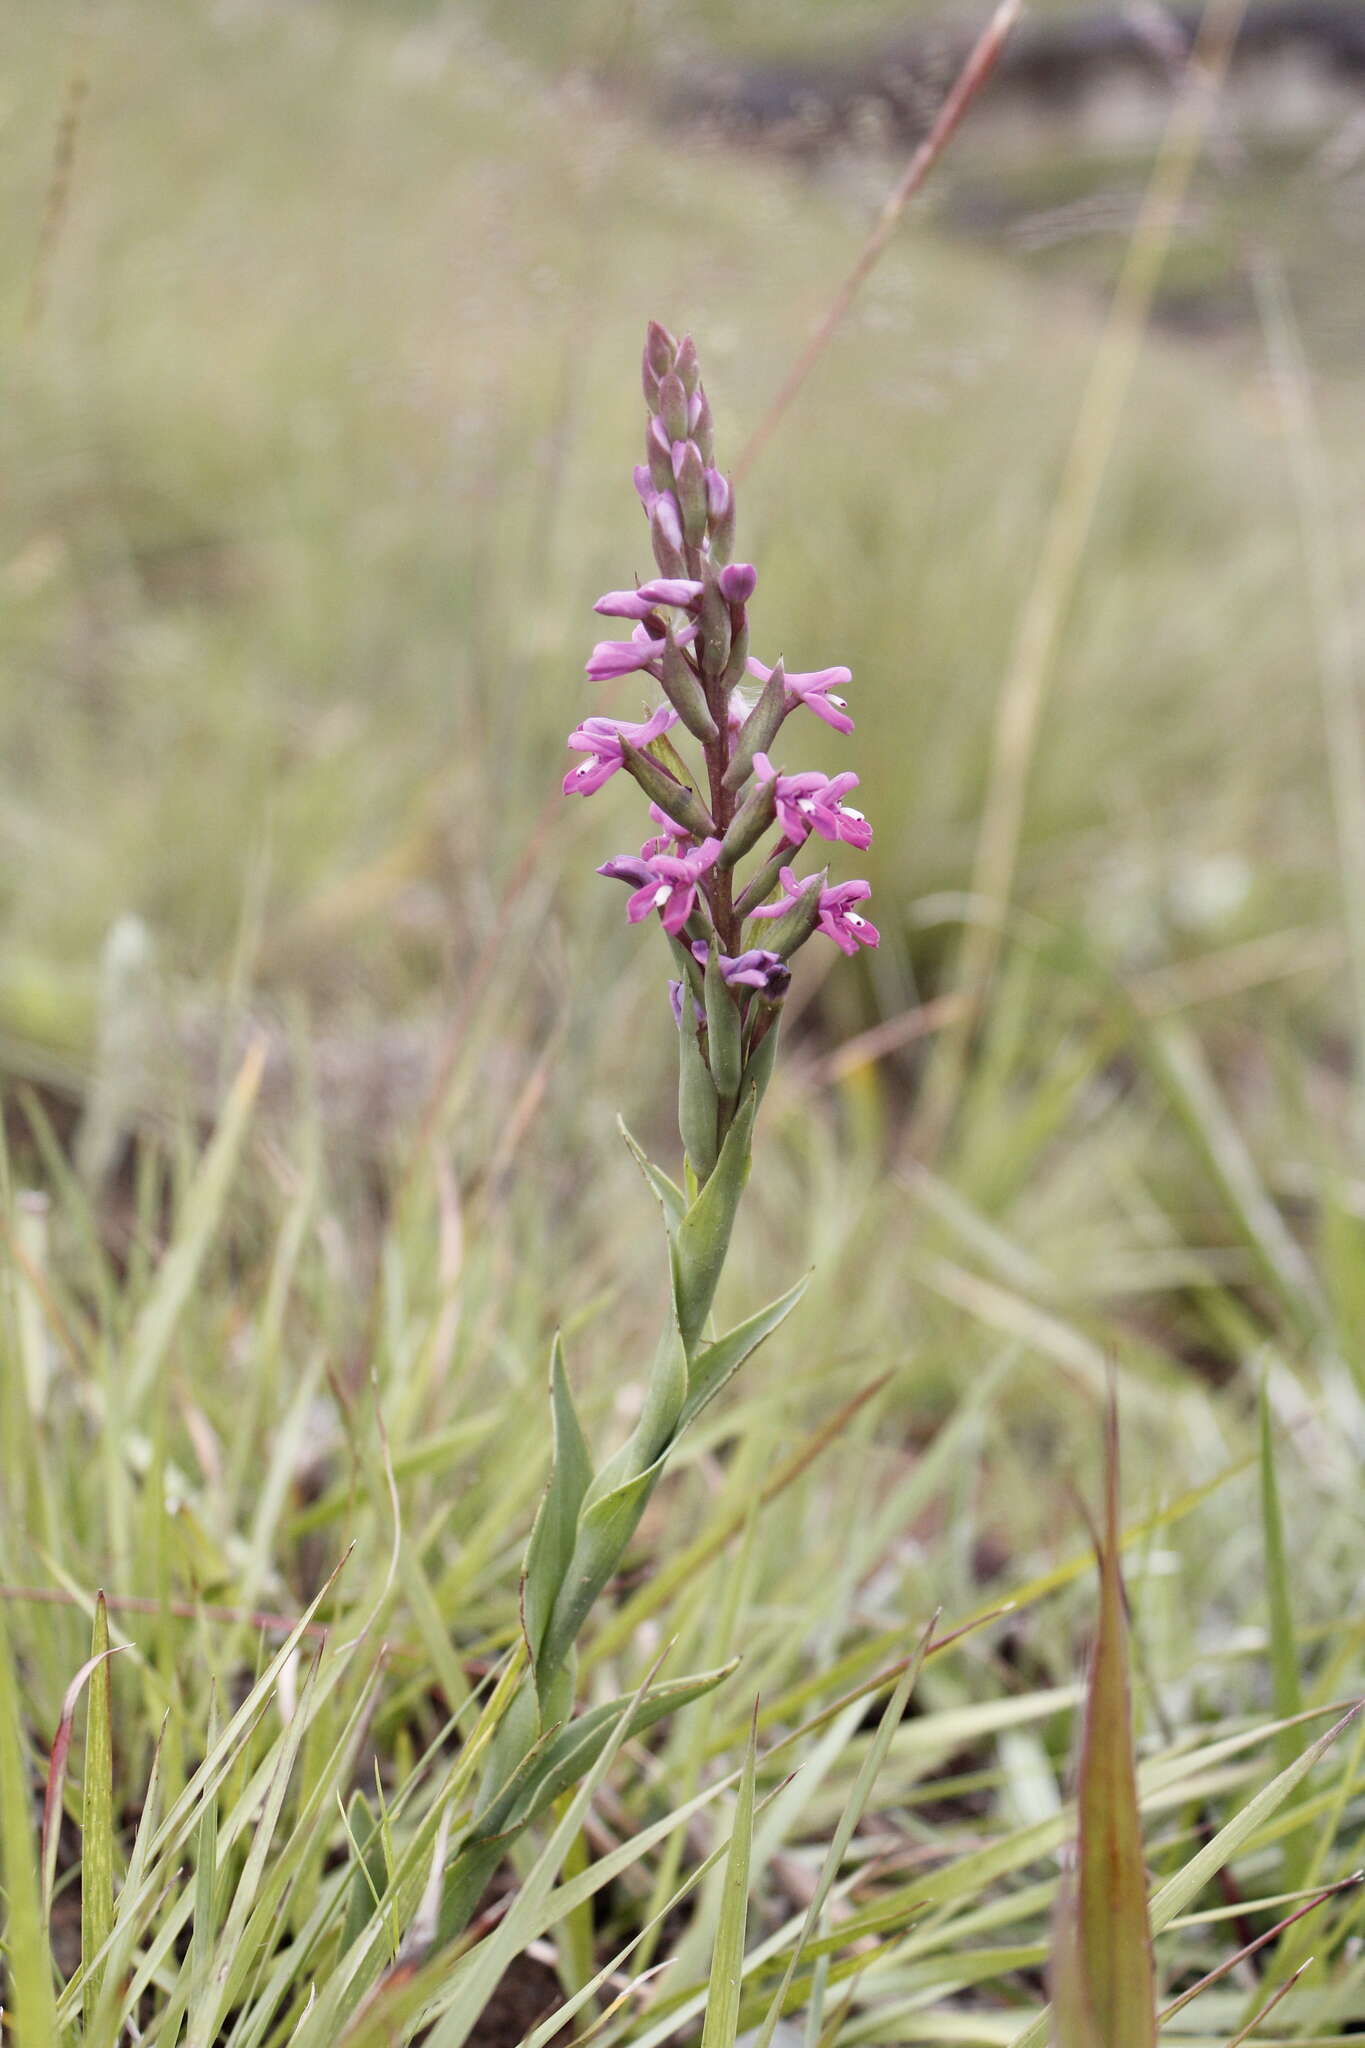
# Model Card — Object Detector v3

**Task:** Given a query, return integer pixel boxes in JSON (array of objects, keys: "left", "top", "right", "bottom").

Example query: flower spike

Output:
[
  {"left": 443, "top": 322, "right": 884, "bottom": 1954},
  {"left": 571, "top": 323, "right": 877, "bottom": 1136}
]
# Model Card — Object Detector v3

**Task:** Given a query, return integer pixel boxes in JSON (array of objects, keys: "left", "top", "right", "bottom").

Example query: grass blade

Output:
[
  {"left": 81, "top": 1594, "right": 117, "bottom": 2030},
  {"left": 1259, "top": 1380, "right": 1304, "bottom": 1776},
  {"left": 123, "top": 1038, "right": 265, "bottom": 1408},
  {"left": 751, "top": 1618, "right": 936, "bottom": 2048},
  {"left": 1061, "top": 1402, "right": 1155, "bottom": 2047},
  {"left": 0, "top": 1599, "right": 60, "bottom": 2043},
  {"left": 701, "top": 1706, "right": 758, "bottom": 2048}
]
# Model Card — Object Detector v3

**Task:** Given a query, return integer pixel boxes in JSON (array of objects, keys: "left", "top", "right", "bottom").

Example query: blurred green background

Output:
[{"left": 3, "top": 0, "right": 1362, "bottom": 1144}]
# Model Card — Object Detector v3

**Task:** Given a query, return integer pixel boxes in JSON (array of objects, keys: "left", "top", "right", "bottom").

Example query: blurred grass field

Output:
[{"left": 5, "top": 1, "right": 1365, "bottom": 2040}]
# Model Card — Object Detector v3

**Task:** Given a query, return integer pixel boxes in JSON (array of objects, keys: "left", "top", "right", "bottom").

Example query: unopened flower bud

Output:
[
  {"left": 692, "top": 386, "right": 715, "bottom": 464},
  {"left": 672, "top": 439, "right": 707, "bottom": 546},
  {"left": 714, "top": 948, "right": 791, "bottom": 1003},
  {"left": 644, "top": 320, "right": 676, "bottom": 388},
  {"left": 635, "top": 578, "right": 704, "bottom": 609},
  {"left": 705, "top": 467, "right": 735, "bottom": 565},
  {"left": 675, "top": 334, "right": 701, "bottom": 396},
  {"left": 692, "top": 940, "right": 791, "bottom": 1010},
  {"left": 647, "top": 415, "right": 673, "bottom": 494},
  {"left": 718, "top": 562, "right": 757, "bottom": 607},
  {"left": 696, "top": 568, "right": 731, "bottom": 685},
  {"left": 650, "top": 492, "right": 685, "bottom": 575},
  {"left": 658, "top": 372, "right": 688, "bottom": 444}
]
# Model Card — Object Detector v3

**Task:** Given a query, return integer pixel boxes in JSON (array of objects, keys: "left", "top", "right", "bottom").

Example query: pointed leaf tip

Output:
[
  {"left": 1060, "top": 1409, "right": 1156, "bottom": 2048},
  {"left": 523, "top": 1333, "right": 593, "bottom": 1687}
]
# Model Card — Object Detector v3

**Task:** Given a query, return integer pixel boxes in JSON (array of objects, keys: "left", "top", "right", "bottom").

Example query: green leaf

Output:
[
  {"left": 733, "top": 846, "right": 789, "bottom": 922},
  {"left": 724, "top": 662, "right": 786, "bottom": 790},
  {"left": 124, "top": 1038, "right": 265, "bottom": 1406},
  {"left": 340, "top": 1790, "right": 390, "bottom": 1957},
  {"left": 431, "top": 1654, "right": 699, "bottom": 2047},
  {"left": 537, "top": 1454, "right": 666, "bottom": 1679},
  {"left": 1070, "top": 1407, "right": 1156, "bottom": 2048},
  {"left": 1049, "top": 1878, "right": 1101, "bottom": 2048},
  {"left": 1013, "top": 1699, "right": 1365, "bottom": 2048},
  {"left": 703, "top": 942, "right": 749, "bottom": 1105},
  {"left": 659, "top": 632, "right": 718, "bottom": 742},
  {"left": 751, "top": 1620, "right": 933, "bottom": 2048},
  {"left": 439, "top": 1663, "right": 737, "bottom": 1947},
  {"left": 619, "top": 1115, "right": 686, "bottom": 1235},
  {"left": 503, "top": 1663, "right": 737, "bottom": 1837},
  {"left": 740, "top": 1013, "right": 782, "bottom": 1112},
  {"left": 630, "top": 1314, "right": 689, "bottom": 1473},
  {"left": 0, "top": 1601, "right": 60, "bottom": 2044},
  {"left": 701, "top": 1709, "right": 758, "bottom": 2048},
  {"left": 84, "top": 1720, "right": 166, "bottom": 2048},
  {"left": 673, "top": 1086, "right": 758, "bottom": 1353},
  {"left": 682, "top": 1273, "right": 809, "bottom": 1431},
  {"left": 181, "top": 1649, "right": 322, "bottom": 2048},
  {"left": 703, "top": 946, "right": 742, "bottom": 1106},
  {"left": 435, "top": 1837, "right": 508, "bottom": 1954},
  {"left": 189, "top": 1686, "right": 220, "bottom": 1992},
  {"left": 1143, "top": 1015, "right": 1323, "bottom": 1338},
  {"left": 649, "top": 727, "right": 706, "bottom": 794},
  {"left": 620, "top": 736, "right": 713, "bottom": 838},
  {"left": 743, "top": 869, "right": 825, "bottom": 961},
  {"left": 82, "top": 1594, "right": 117, "bottom": 2031},
  {"left": 1148, "top": 1701, "right": 1364, "bottom": 1936},
  {"left": 718, "top": 777, "right": 777, "bottom": 870},
  {"left": 523, "top": 1335, "right": 593, "bottom": 1677},
  {"left": 1258, "top": 1380, "right": 1304, "bottom": 1777},
  {"left": 679, "top": 989, "right": 721, "bottom": 1183}
]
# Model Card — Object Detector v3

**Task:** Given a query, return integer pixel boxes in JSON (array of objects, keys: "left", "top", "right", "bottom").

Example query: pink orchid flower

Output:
[
  {"left": 563, "top": 706, "right": 679, "bottom": 797},
  {"left": 746, "top": 657, "right": 854, "bottom": 735},
  {"left": 593, "top": 580, "right": 704, "bottom": 621},
  {"left": 749, "top": 866, "right": 879, "bottom": 955},
  {"left": 585, "top": 618, "right": 698, "bottom": 684},
  {"left": 752, "top": 754, "right": 872, "bottom": 851},
  {"left": 816, "top": 878, "right": 880, "bottom": 955},
  {"left": 598, "top": 836, "right": 723, "bottom": 938}
]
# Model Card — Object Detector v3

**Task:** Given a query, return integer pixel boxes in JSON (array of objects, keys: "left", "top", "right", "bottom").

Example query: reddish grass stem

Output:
[{"left": 734, "top": 0, "right": 1021, "bottom": 483}]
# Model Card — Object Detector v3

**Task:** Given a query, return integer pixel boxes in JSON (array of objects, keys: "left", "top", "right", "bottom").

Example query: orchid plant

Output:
[{"left": 436, "top": 323, "right": 878, "bottom": 1946}]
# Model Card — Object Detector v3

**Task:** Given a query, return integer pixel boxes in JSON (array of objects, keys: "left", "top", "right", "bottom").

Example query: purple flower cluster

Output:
[{"left": 565, "top": 322, "right": 879, "bottom": 1047}]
